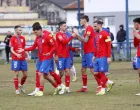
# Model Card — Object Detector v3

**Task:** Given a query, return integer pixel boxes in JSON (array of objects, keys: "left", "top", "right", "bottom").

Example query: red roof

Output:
[{"left": 64, "top": 0, "right": 84, "bottom": 10}]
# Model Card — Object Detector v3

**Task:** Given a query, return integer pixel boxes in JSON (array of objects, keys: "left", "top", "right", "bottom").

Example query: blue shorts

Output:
[
  {"left": 136, "top": 57, "right": 140, "bottom": 69},
  {"left": 36, "top": 59, "right": 54, "bottom": 72},
  {"left": 82, "top": 53, "right": 94, "bottom": 68},
  {"left": 56, "top": 58, "right": 71, "bottom": 70},
  {"left": 93, "top": 57, "right": 109, "bottom": 72},
  {"left": 70, "top": 54, "right": 74, "bottom": 67},
  {"left": 11, "top": 60, "right": 28, "bottom": 71}
]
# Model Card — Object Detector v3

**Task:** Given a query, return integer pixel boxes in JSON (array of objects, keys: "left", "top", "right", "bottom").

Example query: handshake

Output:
[{"left": 72, "top": 28, "right": 79, "bottom": 38}]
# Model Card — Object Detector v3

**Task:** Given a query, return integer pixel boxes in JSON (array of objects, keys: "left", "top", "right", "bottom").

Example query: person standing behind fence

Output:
[
  {"left": 4, "top": 31, "right": 12, "bottom": 64},
  {"left": 116, "top": 25, "right": 126, "bottom": 61}
]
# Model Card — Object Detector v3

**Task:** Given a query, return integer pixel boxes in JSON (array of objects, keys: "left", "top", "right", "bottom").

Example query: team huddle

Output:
[{"left": 10, "top": 15, "right": 140, "bottom": 97}]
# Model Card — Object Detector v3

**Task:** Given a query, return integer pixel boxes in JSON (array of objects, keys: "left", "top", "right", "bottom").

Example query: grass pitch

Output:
[{"left": 0, "top": 61, "right": 140, "bottom": 110}]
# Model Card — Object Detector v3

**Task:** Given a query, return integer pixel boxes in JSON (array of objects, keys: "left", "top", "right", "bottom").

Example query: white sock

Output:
[
  {"left": 107, "top": 80, "right": 113, "bottom": 84},
  {"left": 60, "top": 84, "right": 65, "bottom": 87},
  {"left": 83, "top": 86, "right": 87, "bottom": 88},
  {"left": 102, "top": 88, "right": 105, "bottom": 91},
  {"left": 55, "top": 68, "right": 59, "bottom": 75},
  {"left": 71, "top": 65, "right": 76, "bottom": 77},
  {"left": 35, "top": 88, "right": 39, "bottom": 91},
  {"left": 66, "top": 87, "right": 69, "bottom": 90}
]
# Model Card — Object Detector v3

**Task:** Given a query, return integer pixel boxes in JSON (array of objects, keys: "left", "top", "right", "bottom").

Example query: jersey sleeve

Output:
[
  {"left": 47, "top": 34, "right": 56, "bottom": 54},
  {"left": 48, "top": 34, "right": 55, "bottom": 46},
  {"left": 104, "top": 32, "right": 111, "bottom": 57},
  {"left": 134, "top": 37, "right": 140, "bottom": 47},
  {"left": 57, "top": 33, "right": 73, "bottom": 44},
  {"left": 24, "top": 37, "right": 37, "bottom": 51},
  {"left": 85, "top": 26, "right": 92, "bottom": 37},
  {"left": 10, "top": 37, "right": 14, "bottom": 47},
  {"left": 23, "top": 37, "right": 26, "bottom": 48}
]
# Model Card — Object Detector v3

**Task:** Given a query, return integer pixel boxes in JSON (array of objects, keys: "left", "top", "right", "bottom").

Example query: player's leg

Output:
[
  {"left": 19, "top": 60, "right": 28, "bottom": 93},
  {"left": 56, "top": 58, "right": 65, "bottom": 78},
  {"left": 86, "top": 53, "right": 101, "bottom": 87},
  {"left": 135, "top": 57, "right": 140, "bottom": 82},
  {"left": 135, "top": 68, "right": 140, "bottom": 96},
  {"left": 28, "top": 59, "right": 41, "bottom": 96},
  {"left": 35, "top": 59, "right": 61, "bottom": 96},
  {"left": 70, "top": 56, "right": 77, "bottom": 82},
  {"left": 76, "top": 55, "right": 88, "bottom": 92},
  {"left": 97, "top": 57, "right": 114, "bottom": 95},
  {"left": 64, "top": 58, "right": 71, "bottom": 93},
  {"left": 93, "top": 58, "right": 102, "bottom": 93},
  {"left": 12, "top": 60, "right": 20, "bottom": 94},
  {"left": 71, "top": 64, "right": 77, "bottom": 82},
  {"left": 44, "top": 73, "right": 61, "bottom": 95},
  {"left": 35, "top": 72, "right": 45, "bottom": 96},
  {"left": 19, "top": 71, "right": 27, "bottom": 93},
  {"left": 50, "top": 59, "right": 65, "bottom": 94}
]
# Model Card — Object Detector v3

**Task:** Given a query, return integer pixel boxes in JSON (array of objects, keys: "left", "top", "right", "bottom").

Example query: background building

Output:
[{"left": 84, "top": 0, "right": 140, "bottom": 41}]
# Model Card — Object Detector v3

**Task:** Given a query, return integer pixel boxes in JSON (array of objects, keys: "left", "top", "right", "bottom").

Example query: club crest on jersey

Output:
[
  {"left": 49, "top": 34, "right": 52, "bottom": 37},
  {"left": 87, "top": 31, "right": 91, "bottom": 35},
  {"left": 42, "top": 39, "right": 44, "bottom": 43},
  {"left": 99, "top": 35, "right": 102, "bottom": 39},
  {"left": 50, "top": 39, "right": 53, "bottom": 42},
  {"left": 21, "top": 39, "right": 23, "bottom": 42}
]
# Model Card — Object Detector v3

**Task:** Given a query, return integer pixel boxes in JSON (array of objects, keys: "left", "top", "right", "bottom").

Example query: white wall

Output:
[
  {"left": 0, "top": 13, "right": 38, "bottom": 19},
  {"left": 84, "top": 0, "right": 140, "bottom": 13},
  {"left": 66, "top": 10, "right": 84, "bottom": 26}
]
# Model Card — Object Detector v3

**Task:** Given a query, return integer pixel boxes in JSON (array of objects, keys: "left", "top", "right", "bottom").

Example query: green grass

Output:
[{"left": 0, "top": 61, "right": 140, "bottom": 110}]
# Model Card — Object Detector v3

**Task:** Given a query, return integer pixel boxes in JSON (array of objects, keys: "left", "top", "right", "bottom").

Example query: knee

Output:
[
  {"left": 65, "top": 69, "right": 70, "bottom": 75},
  {"left": 14, "top": 72, "right": 18, "bottom": 78},
  {"left": 81, "top": 68, "right": 86, "bottom": 74},
  {"left": 90, "top": 68, "right": 94, "bottom": 74}
]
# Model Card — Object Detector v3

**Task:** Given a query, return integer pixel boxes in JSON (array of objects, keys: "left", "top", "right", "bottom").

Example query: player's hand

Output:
[
  {"left": 26, "top": 55, "right": 31, "bottom": 61},
  {"left": 15, "top": 53, "right": 22, "bottom": 58},
  {"left": 17, "top": 48, "right": 24, "bottom": 53},
  {"left": 72, "top": 33, "right": 76, "bottom": 38},
  {"left": 44, "top": 53, "right": 50, "bottom": 56},
  {"left": 75, "top": 48, "right": 81, "bottom": 52},
  {"left": 54, "top": 55, "right": 58, "bottom": 63},
  {"left": 92, "top": 56, "right": 95, "bottom": 62},
  {"left": 133, "top": 29, "right": 137, "bottom": 37},
  {"left": 73, "top": 28, "right": 79, "bottom": 35},
  {"left": 107, "top": 57, "right": 112, "bottom": 64}
]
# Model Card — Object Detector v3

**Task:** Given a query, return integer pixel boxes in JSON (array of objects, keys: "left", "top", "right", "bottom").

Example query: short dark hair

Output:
[
  {"left": 14, "top": 25, "right": 21, "bottom": 30},
  {"left": 106, "top": 27, "right": 110, "bottom": 30},
  {"left": 133, "top": 18, "right": 140, "bottom": 24},
  {"left": 58, "top": 21, "right": 66, "bottom": 28},
  {"left": 32, "top": 22, "right": 42, "bottom": 31},
  {"left": 81, "top": 15, "right": 89, "bottom": 22},
  {"left": 93, "top": 20, "right": 103, "bottom": 24},
  {"left": 32, "top": 22, "right": 40, "bottom": 28}
]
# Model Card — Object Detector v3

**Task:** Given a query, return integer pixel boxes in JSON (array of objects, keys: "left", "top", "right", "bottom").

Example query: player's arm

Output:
[
  {"left": 68, "top": 46, "right": 80, "bottom": 52},
  {"left": 134, "top": 37, "right": 140, "bottom": 47},
  {"left": 24, "top": 38, "right": 37, "bottom": 51},
  {"left": 10, "top": 38, "right": 21, "bottom": 58},
  {"left": 58, "top": 35, "right": 73, "bottom": 44},
  {"left": 105, "top": 33, "right": 111, "bottom": 63},
  {"left": 25, "top": 51, "right": 31, "bottom": 60},
  {"left": 73, "top": 28, "right": 90, "bottom": 43},
  {"left": 44, "top": 35, "right": 56, "bottom": 56},
  {"left": 133, "top": 30, "right": 140, "bottom": 39}
]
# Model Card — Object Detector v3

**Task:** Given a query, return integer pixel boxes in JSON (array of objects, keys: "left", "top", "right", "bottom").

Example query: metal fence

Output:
[{"left": 0, "top": 26, "right": 136, "bottom": 61}]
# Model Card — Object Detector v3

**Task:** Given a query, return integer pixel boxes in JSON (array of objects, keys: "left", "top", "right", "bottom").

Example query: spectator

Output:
[
  {"left": 116, "top": 25, "right": 126, "bottom": 61},
  {"left": 4, "top": 31, "right": 12, "bottom": 64},
  {"left": 107, "top": 27, "right": 115, "bottom": 61}
]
